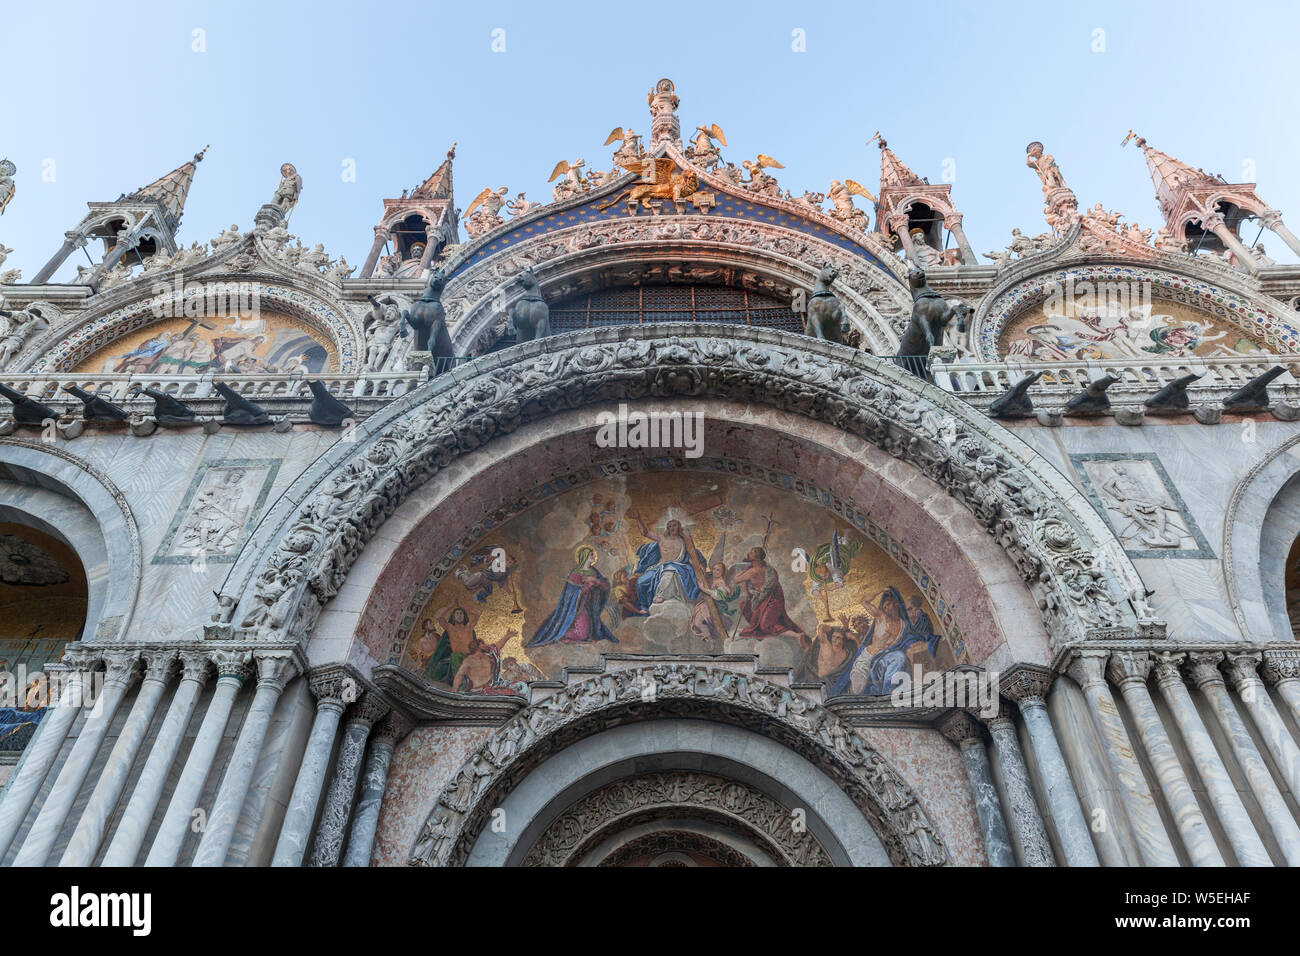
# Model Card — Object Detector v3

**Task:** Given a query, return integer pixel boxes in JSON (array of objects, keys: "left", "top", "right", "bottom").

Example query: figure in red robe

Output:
[{"left": 735, "top": 547, "right": 807, "bottom": 640}]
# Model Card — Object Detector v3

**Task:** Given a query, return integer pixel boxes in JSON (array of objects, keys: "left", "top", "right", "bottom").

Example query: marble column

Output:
[
  {"left": 12, "top": 652, "right": 141, "bottom": 866},
  {"left": 944, "top": 213, "right": 979, "bottom": 266},
  {"left": 309, "top": 693, "right": 388, "bottom": 867},
  {"left": 937, "top": 711, "right": 1014, "bottom": 867},
  {"left": 31, "top": 230, "right": 87, "bottom": 284},
  {"left": 1260, "top": 209, "right": 1300, "bottom": 259},
  {"left": 1223, "top": 653, "right": 1300, "bottom": 802},
  {"left": 1184, "top": 652, "right": 1300, "bottom": 866},
  {"left": 1068, "top": 650, "right": 1179, "bottom": 866},
  {"left": 342, "top": 711, "right": 413, "bottom": 868},
  {"left": 101, "top": 652, "right": 212, "bottom": 867},
  {"left": 1261, "top": 649, "right": 1300, "bottom": 729},
  {"left": 360, "top": 225, "right": 390, "bottom": 278},
  {"left": 1106, "top": 651, "right": 1222, "bottom": 866},
  {"left": 1151, "top": 653, "right": 1271, "bottom": 866},
  {"left": 144, "top": 651, "right": 251, "bottom": 867},
  {"left": 0, "top": 659, "right": 94, "bottom": 861},
  {"left": 1203, "top": 213, "right": 1261, "bottom": 274},
  {"left": 270, "top": 668, "right": 350, "bottom": 867},
  {"left": 1001, "top": 666, "right": 1100, "bottom": 867},
  {"left": 192, "top": 652, "right": 298, "bottom": 867},
  {"left": 985, "top": 705, "right": 1055, "bottom": 866},
  {"left": 58, "top": 652, "right": 177, "bottom": 867}
]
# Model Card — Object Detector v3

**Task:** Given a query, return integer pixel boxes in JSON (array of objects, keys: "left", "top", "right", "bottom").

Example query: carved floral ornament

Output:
[
  {"left": 219, "top": 324, "right": 1158, "bottom": 659},
  {"left": 409, "top": 663, "right": 946, "bottom": 867},
  {"left": 15, "top": 230, "right": 365, "bottom": 374}
]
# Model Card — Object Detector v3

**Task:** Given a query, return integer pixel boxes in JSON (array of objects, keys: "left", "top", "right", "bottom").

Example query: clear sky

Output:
[{"left": 3, "top": 0, "right": 1299, "bottom": 279}]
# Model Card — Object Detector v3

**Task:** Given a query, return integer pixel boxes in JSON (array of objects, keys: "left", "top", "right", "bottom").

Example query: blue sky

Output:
[{"left": 3, "top": 0, "right": 1299, "bottom": 279}]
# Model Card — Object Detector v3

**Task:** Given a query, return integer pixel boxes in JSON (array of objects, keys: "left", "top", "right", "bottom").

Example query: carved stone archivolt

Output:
[
  {"left": 520, "top": 771, "right": 830, "bottom": 867},
  {"left": 595, "top": 829, "right": 756, "bottom": 868},
  {"left": 408, "top": 663, "right": 947, "bottom": 868},
  {"left": 221, "top": 325, "right": 1155, "bottom": 657}
]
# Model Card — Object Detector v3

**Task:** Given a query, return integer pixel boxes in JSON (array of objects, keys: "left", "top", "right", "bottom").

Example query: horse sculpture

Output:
[
  {"left": 895, "top": 268, "right": 967, "bottom": 382},
  {"left": 509, "top": 268, "right": 551, "bottom": 342},
  {"left": 804, "top": 263, "right": 848, "bottom": 344},
  {"left": 403, "top": 268, "right": 453, "bottom": 356}
]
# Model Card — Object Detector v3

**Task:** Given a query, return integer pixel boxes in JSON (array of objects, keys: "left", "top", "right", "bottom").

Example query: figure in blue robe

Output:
[
  {"left": 526, "top": 547, "right": 618, "bottom": 647},
  {"left": 632, "top": 540, "right": 705, "bottom": 610},
  {"left": 828, "top": 587, "right": 941, "bottom": 697}
]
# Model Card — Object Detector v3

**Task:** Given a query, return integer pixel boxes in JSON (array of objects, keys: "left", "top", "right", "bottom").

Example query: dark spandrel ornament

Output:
[
  {"left": 1223, "top": 365, "right": 1287, "bottom": 412},
  {"left": 214, "top": 382, "right": 270, "bottom": 426},
  {"left": 989, "top": 371, "right": 1044, "bottom": 419},
  {"left": 62, "top": 385, "right": 128, "bottom": 422},
  {"left": 1144, "top": 372, "right": 1204, "bottom": 413},
  {"left": 307, "top": 380, "right": 353, "bottom": 428},
  {"left": 1064, "top": 374, "right": 1118, "bottom": 415},
  {"left": 0, "top": 382, "right": 58, "bottom": 425}
]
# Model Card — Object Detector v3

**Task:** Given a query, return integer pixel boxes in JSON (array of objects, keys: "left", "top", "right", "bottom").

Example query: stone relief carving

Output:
[
  {"left": 225, "top": 328, "right": 1151, "bottom": 654},
  {"left": 520, "top": 771, "right": 831, "bottom": 867},
  {"left": 1070, "top": 453, "right": 1214, "bottom": 559},
  {"left": 408, "top": 663, "right": 948, "bottom": 868},
  {"left": 154, "top": 459, "right": 281, "bottom": 565}
]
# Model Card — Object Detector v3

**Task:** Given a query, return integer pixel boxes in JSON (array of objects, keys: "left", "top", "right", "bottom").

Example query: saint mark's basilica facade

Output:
[{"left": 2, "top": 79, "right": 1300, "bottom": 868}]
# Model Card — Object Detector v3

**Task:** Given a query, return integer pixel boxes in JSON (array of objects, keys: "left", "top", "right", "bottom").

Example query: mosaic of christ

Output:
[
  {"left": 73, "top": 311, "right": 335, "bottom": 375},
  {"left": 999, "top": 296, "right": 1265, "bottom": 361},
  {"left": 401, "top": 472, "right": 964, "bottom": 699}
]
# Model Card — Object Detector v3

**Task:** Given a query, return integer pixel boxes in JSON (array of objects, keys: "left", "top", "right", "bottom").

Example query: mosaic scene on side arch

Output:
[
  {"left": 401, "top": 472, "right": 965, "bottom": 698},
  {"left": 998, "top": 294, "right": 1266, "bottom": 361},
  {"left": 72, "top": 310, "right": 336, "bottom": 375}
]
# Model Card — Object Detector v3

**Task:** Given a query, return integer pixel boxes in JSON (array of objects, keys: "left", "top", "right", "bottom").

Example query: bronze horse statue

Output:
[
  {"left": 509, "top": 268, "right": 551, "bottom": 342},
  {"left": 895, "top": 268, "right": 967, "bottom": 382},
  {"left": 804, "top": 263, "right": 848, "bottom": 344},
  {"left": 402, "top": 268, "right": 453, "bottom": 357}
]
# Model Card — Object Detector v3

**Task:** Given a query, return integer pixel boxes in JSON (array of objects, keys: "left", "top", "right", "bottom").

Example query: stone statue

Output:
[
  {"left": 364, "top": 294, "right": 405, "bottom": 371},
  {"left": 688, "top": 123, "right": 726, "bottom": 169},
  {"left": 1025, "top": 141, "right": 1065, "bottom": 194},
  {"left": 804, "top": 264, "right": 848, "bottom": 344},
  {"left": 272, "top": 163, "right": 303, "bottom": 213},
  {"left": 464, "top": 186, "right": 508, "bottom": 238},
  {"left": 647, "top": 78, "right": 680, "bottom": 146},
  {"left": 909, "top": 230, "right": 944, "bottom": 269},
  {"left": 508, "top": 268, "right": 550, "bottom": 342},
  {"left": 0, "top": 306, "right": 50, "bottom": 369},
  {"left": 895, "top": 269, "right": 966, "bottom": 382},
  {"left": 547, "top": 161, "right": 587, "bottom": 203},
  {"left": 826, "top": 180, "right": 872, "bottom": 231},
  {"left": 210, "top": 224, "right": 243, "bottom": 253},
  {"left": 403, "top": 269, "right": 451, "bottom": 355},
  {"left": 0, "top": 159, "right": 14, "bottom": 215},
  {"left": 506, "top": 192, "right": 540, "bottom": 217},
  {"left": 742, "top": 155, "right": 783, "bottom": 198}
]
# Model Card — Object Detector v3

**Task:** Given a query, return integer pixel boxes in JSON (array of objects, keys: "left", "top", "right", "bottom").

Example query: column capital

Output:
[
  {"left": 178, "top": 650, "right": 214, "bottom": 684},
  {"left": 1259, "top": 207, "right": 1284, "bottom": 229},
  {"left": 140, "top": 650, "right": 179, "bottom": 685},
  {"left": 1066, "top": 649, "right": 1110, "bottom": 689},
  {"left": 253, "top": 652, "right": 299, "bottom": 691},
  {"left": 1000, "top": 664, "right": 1054, "bottom": 706},
  {"left": 308, "top": 666, "right": 354, "bottom": 708},
  {"left": 60, "top": 646, "right": 101, "bottom": 673},
  {"left": 372, "top": 710, "right": 415, "bottom": 747},
  {"left": 1262, "top": 648, "right": 1300, "bottom": 686},
  {"left": 209, "top": 649, "right": 254, "bottom": 684},
  {"left": 1106, "top": 650, "right": 1152, "bottom": 687},
  {"left": 101, "top": 650, "right": 142, "bottom": 689},
  {"left": 1150, "top": 651, "right": 1187, "bottom": 688},
  {"left": 1183, "top": 651, "right": 1226, "bottom": 689},
  {"left": 373, "top": 225, "right": 391, "bottom": 241},
  {"left": 943, "top": 212, "right": 965, "bottom": 230},
  {"left": 936, "top": 710, "right": 983, "bottom": 746},
  {"left": 1221, "top": 651, "right": 1264, "bottom": 691},
  {"left": 344, "top": 691, "right": 390, "bottom": 730}
]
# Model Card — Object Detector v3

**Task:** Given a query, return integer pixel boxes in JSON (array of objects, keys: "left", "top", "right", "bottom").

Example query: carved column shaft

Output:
[
  {"left": 192, "top": 654, "right": 298, "bottom": 867},
  {"left": 59, "top": 653, "right": 178, "bottom": 867},
  {"left": 1067, "top": 651, "right": 1179, "bottom": 866},
  {"left": 1106, "top": 652, "right": 1222, "bottom": 866},
  {"left": 1151, "top": 653, "right": 1270, "bottom": 866},
  {"left": 0, "top": 666, "right": 92, "bottom": 861},
  {"left": 1001, "top": 667, "right": 1099, "bottom": 867},
  {"left": 342, "top": 713, "right": 411, "bottom": 868},
  {"left": 938, "top": 712, "right": 1014, "bottom": 867},
  {"left": 1263, "top": 217, "right": 1300, "bottom": 259},
  {"left": 12, "top": 653, "right": 141, "bottom": 866},
  {"left": 986, "top": 710, "right": 1055, "bottom": 866},
  {"left": 101, "top": 653, "right": 212, "bottom": 866},
  {"left": 361, "top": 227, "right": 390, "bottom": 278},
  {"left": 30, "top": 234, "right": 83, "bottom": 284},
  {"left": 310, "top": 695, "right": 387, "bottom": 867},
  {"left": 1185, "top": 652, "right": 1300, "bottom": 865},
  {"left": 1223, "top": 653, "right": 1300, "bottom": 811},
  {"left": 271, "top": 670, "right": 349, "bottom": 867},
  {"left": 144, "top": 653, "right": 251, "bottom": 867},
  {"left": 1205, "top": 217, "right": 1261, "bottom": 274}
]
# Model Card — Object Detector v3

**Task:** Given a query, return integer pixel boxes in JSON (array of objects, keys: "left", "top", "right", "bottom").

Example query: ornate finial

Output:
[
  {"left": 1120, "top": 130, "right": 1144, "bottom": 149},
  {"left": 647, "top": 77, "right": 681, "bottom": 149},
  {"left": 194, "top": 144, "right": 210, "bottom": 163},
  {"left": 447, "top": 141, "right": 457, "bottom": 160},
  {"left": 868, "top": 131, "right": 884, "bottom": 149}
]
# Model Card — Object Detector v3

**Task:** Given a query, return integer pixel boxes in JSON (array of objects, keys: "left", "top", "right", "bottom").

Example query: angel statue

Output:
[
  {"left": 0, "top": 159, "right": 15, "bottom": 216},
  {"left": 548, "top": 159, "right": 587, "bottom": 202},
  {"left": 604, "top": 127, "right": 643, "bottom": 171},
  {"left": 827, "top": 179, "right": 875, "bottom": 231},
  {"left": 272, "top": 163, "right": 303, "bottom": 214},
  {"left": 742, "top": 155, "right": 784, "bottom": 197},
  {"left": 463, "top": 186, "right": 508, "bottom": 239},
  {"left": 687, "top": 124, "right": 726, "bottom": 169}
]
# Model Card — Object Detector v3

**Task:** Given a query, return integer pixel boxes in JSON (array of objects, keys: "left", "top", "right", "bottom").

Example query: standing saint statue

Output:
[{"left": 272, "top": 163, "right": 303, "bottom": 214}]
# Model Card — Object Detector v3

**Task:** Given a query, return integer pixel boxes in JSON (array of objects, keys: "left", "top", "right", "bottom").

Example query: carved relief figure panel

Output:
[
  {"left": 153, "top": 459, "right": 282, "bottom": 565},
  {"left": 1070, "top": 453, "right": 1213, "bottom": 559},
  {"left": 400, "top": 472, "right": 965, "bottom": 698},
  {"left": 999, "top": 295, "right": 1266, "bottom": 362},
  {"left": 72, "top": 310, "right": 336, "bottom": 375}
]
